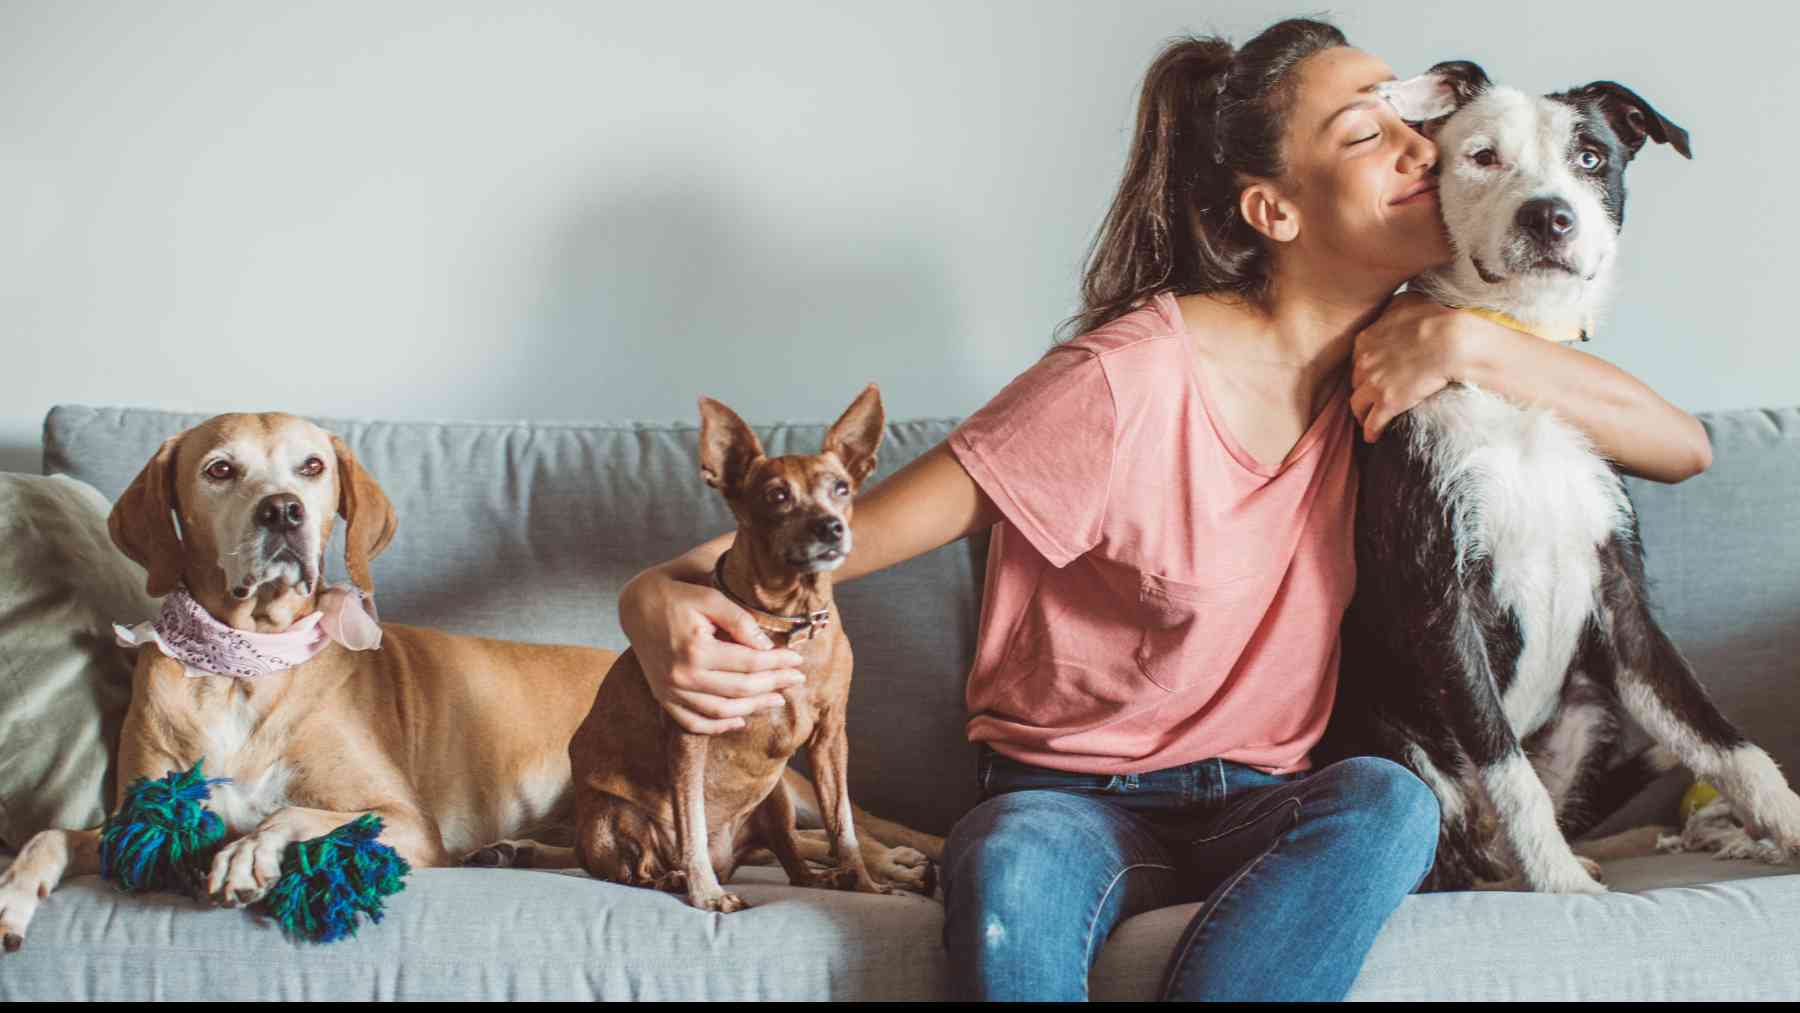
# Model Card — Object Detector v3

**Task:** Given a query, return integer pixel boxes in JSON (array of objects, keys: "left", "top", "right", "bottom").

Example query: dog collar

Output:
[
  {"left": 710, "top": 551, "right": 832, "bottom": 646},
  {"left": 1454, "top": 305, "right": 1590, "bottom": 344},
  {"left": 114, "top": 583, "right": 382, "bottom": 680}
]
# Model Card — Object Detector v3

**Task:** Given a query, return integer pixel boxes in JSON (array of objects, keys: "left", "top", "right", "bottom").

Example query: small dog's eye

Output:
[
  {"left": 833, "top": 480, "right": 850, "bottom": 498},
  {"left": 1471, "top": 148, "right": 1499, "bottom": 167},
  {"left": 204, "top": 460, "right": 235, "bottom": 481},
  {"left": 299, "top": 456, "right": 325, "bottom": 477},
  {"left": 1577, "top": 150, "right": 1604, "bottom": 172},
  {"left": 766, "top": 486, "right": 790, "bottom": 506}
]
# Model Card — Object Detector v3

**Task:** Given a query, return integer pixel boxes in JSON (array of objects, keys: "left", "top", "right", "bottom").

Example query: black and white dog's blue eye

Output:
[
  {"left": 1577, "top": 150, "right": 1604, "bottom": 172},
  {"left": 1471, "top": 148, "right": 1499, "bottom": 167}
]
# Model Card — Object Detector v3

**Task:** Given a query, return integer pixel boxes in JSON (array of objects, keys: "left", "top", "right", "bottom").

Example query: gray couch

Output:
[{"left": 4, "top": 402, "right": 1799, "bottom": 1000}]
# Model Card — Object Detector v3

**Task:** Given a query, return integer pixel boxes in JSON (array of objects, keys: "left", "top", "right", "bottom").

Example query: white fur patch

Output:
[{"left": 1412, "top": 386, "right": 1632, "bottom": 737}]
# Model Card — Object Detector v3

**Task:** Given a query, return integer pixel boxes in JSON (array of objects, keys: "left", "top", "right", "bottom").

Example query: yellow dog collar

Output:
[{"left": 1454, "top": 305, "right": 1590, "bottom": 345}]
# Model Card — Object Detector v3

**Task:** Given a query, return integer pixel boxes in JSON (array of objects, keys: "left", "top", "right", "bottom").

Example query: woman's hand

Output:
[
  {"left": 618, "top": 440, "right": 1003, "bottom": 736},
  {"left": 1350, "top": 291, "right": 1711, "bottom": 483},
  {"left": 617, "top": 550, "right": 805, "bottom": 736},
  {"left": 1348, "top": 291, "right": 1469, "bottom": 444}
]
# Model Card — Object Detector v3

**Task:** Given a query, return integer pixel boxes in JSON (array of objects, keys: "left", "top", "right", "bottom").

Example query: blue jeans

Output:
[{"left": 940, "top": 749, "right": 1440, "bottom": 1001}]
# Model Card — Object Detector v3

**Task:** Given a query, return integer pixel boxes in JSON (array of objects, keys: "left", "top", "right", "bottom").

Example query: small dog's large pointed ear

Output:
[
  {"left": 822, "top": 384, "right": 885, "bottom": 489},
  {"left": 1378, "top": 60, "right": 1490, "bottom": 131},
  {"left": 331, "top": 433, "right": 397, "bottom": 593},
  {"left": 697, "top": 397, "right": 765, "bottom": 494},
  {"left": 1564, "top": 81, "right": 1692, "bottom": 160},
  {"left": 108, "top": 435, "right": 186, "bottom": 597}
]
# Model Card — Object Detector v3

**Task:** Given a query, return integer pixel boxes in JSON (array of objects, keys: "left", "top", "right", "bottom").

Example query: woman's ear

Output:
[{"left": 1240, "top": 182, "right": 1300, "bottom": 244}]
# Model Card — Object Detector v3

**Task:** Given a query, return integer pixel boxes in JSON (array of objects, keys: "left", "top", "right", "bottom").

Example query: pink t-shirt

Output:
[{"left": 947, "top": 290, "right": 1356, "bottom": 775}]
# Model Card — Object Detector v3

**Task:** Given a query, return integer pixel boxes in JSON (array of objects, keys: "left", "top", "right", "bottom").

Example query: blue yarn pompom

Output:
[
  {"left": 98, "top": 760, "right": 229, "bottom": 894},
  {"left": 262, "top": 813, "right": 411, "bottom": 943}
]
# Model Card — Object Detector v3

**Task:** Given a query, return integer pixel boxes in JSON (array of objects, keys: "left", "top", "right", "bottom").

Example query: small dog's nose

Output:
[
  {"left": 255, "top": 493, "right": 306, "bottom": 533},
  {"left": 811, "top": 517, "right": 845, "bottom": 544},
  {"left": 1517, "top": 197, "right": 1577, "bottom": 245}
]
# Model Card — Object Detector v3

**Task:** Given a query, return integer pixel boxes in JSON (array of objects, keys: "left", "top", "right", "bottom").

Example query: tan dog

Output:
[
  {"left": 568, "top": 386, "right": 909, "bottom": 912},
  {"left": 0, "top": 411, "right": 936, "bottom": 953}
]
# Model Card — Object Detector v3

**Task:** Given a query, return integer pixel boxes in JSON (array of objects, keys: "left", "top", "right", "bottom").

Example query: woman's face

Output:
[{"left": 1267, "top": 47, "right": 1454, "bottom": 285}]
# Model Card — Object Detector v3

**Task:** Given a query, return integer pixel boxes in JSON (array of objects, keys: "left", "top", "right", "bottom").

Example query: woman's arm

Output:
[
  {"left": 618, "top": 440, "right": 1001, "bottom": 734},
  {"left": 1350, "top": 294, "right": 1712, "bottom": 483}
]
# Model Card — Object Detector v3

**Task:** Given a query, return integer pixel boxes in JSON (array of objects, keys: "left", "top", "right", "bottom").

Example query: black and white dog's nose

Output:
[
  {"left": 255, "top": 493, "right": 306, "bottom": 533},
  {"left": 1517, "top": 197, "right": 1577, "bottom": 245}
]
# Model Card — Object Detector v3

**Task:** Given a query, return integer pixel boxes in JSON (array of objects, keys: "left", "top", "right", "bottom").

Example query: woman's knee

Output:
[{"left": 1309, "top": 756, "right": 1442, "bottom": 864}]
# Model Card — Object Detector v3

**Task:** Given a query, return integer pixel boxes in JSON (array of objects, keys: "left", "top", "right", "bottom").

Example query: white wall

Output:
[{"left": 4, "top": 1, "right": 1791, "bottom": 474}]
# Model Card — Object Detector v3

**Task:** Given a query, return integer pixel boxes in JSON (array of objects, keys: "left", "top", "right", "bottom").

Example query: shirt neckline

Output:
[{"left": 1156, "top": 290, "right": 1349, "bottom": 480}]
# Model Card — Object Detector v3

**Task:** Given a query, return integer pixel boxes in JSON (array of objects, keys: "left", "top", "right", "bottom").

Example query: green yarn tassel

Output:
[
  {"left": 262, "top": 813, "right": 411, "bottom": 944},
  {"left": 98, "top": 759, "right": 229, "bottom": 894}
]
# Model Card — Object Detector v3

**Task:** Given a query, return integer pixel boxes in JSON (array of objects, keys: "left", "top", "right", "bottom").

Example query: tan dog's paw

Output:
[
  {"left": 0, "top": 869, "right": 45, "bottom": 953},
  {"left": 461, "top": 840, "right": 532, "bottom": 869},
  {"left": 872, "top": 846, "right": 938, "bottom": 897},
  {"left": 206, "top": 830, "right": 290, "bottom": 907}
]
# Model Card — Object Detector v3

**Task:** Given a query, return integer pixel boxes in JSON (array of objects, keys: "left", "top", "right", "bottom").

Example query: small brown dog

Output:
[{"left": 568, "top": 385, "right": 906, "bottom": 912}]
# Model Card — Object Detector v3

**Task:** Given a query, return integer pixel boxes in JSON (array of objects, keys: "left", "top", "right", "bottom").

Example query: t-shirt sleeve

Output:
[{"left": 948, "top": 346, "right": 1117, "bottom": 568}]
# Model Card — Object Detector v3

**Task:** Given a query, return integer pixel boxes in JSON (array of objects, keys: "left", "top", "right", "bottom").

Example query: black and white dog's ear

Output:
[
  {"left": 1377, "top": 60, "right": 1490, "bottom": 129},
  {"left": 1564, "top": 81, "right": 1693, "bottom": 160}
]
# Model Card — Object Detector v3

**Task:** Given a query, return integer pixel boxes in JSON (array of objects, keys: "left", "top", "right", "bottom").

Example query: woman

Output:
[{"left": 614, "top": 18, "right": 1710, "bottom": 1002}]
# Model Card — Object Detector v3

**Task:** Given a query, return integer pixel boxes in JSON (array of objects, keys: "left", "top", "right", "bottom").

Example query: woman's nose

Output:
[{"left": 1399, "top": 132, "right": 1438, "bottom": 176}]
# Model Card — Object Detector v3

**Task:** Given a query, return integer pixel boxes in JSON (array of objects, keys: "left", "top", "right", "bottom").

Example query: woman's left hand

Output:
[{"left": 1348, "top": 291, "right": 1500, "bottom": 443}]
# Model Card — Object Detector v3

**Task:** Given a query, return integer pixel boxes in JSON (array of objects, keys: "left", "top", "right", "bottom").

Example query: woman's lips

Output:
[{"left": 1391, "top": 183, "right": 1439, "bottom": 206}]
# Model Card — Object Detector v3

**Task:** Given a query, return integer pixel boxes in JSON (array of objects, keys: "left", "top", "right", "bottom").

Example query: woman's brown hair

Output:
[{"left": 1061, "top": 18, "right": 1347, "bottom": 340}]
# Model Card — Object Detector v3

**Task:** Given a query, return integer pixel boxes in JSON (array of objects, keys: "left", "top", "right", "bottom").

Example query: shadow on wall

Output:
[
  {"left": 465, "top": 173, "right": 975, "bottom": 425},
  {"left": 1, "top": 444, "right": 40, "bottom": 475}
]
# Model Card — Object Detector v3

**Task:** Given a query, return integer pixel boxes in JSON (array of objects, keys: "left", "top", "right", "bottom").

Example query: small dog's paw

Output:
[
  {"left": 876, "top": 854, "right": 938, "bottom": 897},
  {"left": 0, "top": 871, "right": 44, "bottom": 954},
  {"left": 687, "top": 889, "right": 748, "bottom": 913},
  {"left": 206, "top": 831, "right": 288, "bottom": 907}
]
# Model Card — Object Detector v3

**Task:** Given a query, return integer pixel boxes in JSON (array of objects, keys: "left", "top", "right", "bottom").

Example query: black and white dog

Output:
[{"left": 1319, "top": 62, "right": 1800, "bottom": 893}]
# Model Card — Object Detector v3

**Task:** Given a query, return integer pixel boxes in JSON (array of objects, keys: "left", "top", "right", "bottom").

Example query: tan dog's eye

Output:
[
  {"left": 204, "top": 460, "right": 235, "bottom": 481},
  {"left": 299, "top": 456, "right": 325, "bottom": 477},
  {"left": 833, "top": 480, "right": 850, "bottom": 498},
  {"left": 765, "top": 485, "right": 790, "bottom": 507}
]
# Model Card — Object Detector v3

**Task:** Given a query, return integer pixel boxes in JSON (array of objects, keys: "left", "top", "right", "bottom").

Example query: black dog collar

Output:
[{"left": 710, "top": 550, "right": 832, "bottom": 645}]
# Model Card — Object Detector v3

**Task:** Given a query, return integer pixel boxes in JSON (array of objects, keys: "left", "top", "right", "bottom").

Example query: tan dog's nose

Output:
[
  {"left": 255, "top": 493, "right": 307, "bottom": 533},
  {"left": 811, "top": 517, "right": 845, "bottom": 544}
]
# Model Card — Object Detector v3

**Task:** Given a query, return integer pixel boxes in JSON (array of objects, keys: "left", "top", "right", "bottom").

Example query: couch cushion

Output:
[
  {"left": 1093, "top": 858, "right": 1800, "bottom": 1001},
  {"left": 0, "top": 862, "right": 950, "bottom": 1000},
  {"left": 42, "top": 405, "right": 988, "bottom": 837}
]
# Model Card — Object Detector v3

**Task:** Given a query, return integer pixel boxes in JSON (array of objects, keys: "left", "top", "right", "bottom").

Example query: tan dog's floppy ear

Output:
[
  {"left": 108, "top": 435, "right": 186, "bottom": 597},
  {"left": 331, "top": 434, "right": 397, "bottom": 593},
  {"left": 823, "top": 383, "right": 885, "bottom": 489},
  {"left": 697, "top": 397, "right": 765, "bottom": 494}
]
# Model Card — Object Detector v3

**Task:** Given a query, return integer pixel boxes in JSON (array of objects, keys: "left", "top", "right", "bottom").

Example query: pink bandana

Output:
[{"left": 114, "top": 584, "right": 383, "bottom": 680}]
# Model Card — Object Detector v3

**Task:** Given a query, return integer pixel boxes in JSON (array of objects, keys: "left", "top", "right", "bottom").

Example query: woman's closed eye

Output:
[{"left": 1347, "top": 131, "right": 1379, "bottom": 147}]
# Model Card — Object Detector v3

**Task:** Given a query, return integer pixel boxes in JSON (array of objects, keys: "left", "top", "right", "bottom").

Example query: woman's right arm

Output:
[{"left": 618, "top": 440, "right": 1001, "bottom": 734}]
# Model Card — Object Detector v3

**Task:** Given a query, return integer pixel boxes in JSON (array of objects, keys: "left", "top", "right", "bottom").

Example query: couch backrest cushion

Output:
[{"left": 42, "top": 404, "right": 1800, "bottom": 834}]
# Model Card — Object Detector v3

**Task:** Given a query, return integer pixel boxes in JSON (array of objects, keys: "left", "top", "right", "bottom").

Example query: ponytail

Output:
[{"left": 1061, "top": 18, "right": 1347, "bottom": 339}]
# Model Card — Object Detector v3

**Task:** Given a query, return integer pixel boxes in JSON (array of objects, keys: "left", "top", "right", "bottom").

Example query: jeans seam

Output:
[
  {"left": 1083, "top": 861, "right": 1175, "bottom": 970},
  {"left": 1189, "top": 795, "right": 1295, "bottom": 846},
  {"left": 1161, "top": 797, "right": 1302, "bottom": 1000}
]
